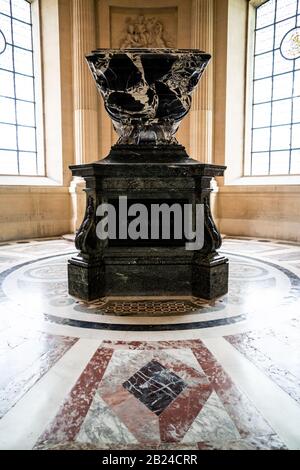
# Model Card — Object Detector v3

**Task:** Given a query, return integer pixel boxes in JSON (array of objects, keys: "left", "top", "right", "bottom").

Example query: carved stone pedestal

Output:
[{"left": 68, "top": 145, "right": 228, "bottom": 301}]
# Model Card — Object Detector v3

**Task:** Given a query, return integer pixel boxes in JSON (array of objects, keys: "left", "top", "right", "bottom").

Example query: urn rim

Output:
[{"left": 86, "top": 47, "right": 211, "bottom": 60}]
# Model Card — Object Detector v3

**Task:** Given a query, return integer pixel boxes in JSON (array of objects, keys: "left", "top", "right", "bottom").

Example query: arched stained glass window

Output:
[
  {"left": 0, "top": 0, "right": 42, "bottom": 176},
  {"left": 249, "top": 0, "right": 300, "bottom": 176}
]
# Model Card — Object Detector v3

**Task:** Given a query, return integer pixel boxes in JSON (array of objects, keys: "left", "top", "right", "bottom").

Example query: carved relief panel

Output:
[{"left": 111, "top": 8, "right": 177, "bottom": 48}]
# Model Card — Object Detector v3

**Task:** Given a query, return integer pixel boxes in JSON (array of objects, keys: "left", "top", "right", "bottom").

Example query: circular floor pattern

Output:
[{"left": 1, "top": 240, "right": 300, "bottom": 339}]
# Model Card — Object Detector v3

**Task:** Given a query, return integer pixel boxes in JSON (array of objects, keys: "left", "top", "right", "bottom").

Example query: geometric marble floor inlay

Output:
[
  {"left": 0, "top": 236, "right": 300, "bottom": 450},
  {"left": 123, "top": 360, "right": 187, "bottom": 415}
]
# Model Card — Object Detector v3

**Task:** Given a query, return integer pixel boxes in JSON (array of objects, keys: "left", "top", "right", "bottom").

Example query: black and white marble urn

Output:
[
  {"left": 86, "top": 48, "right": 211, "bottom": 145},
  {"left": 68, "top": 48, "right": 228, "bottom": 302}
]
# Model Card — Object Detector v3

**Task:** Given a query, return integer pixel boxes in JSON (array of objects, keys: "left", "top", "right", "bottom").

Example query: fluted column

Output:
[
  {"left": 73, "top": 0, "right": 98, "bottom": 164},
  {"left": 70, "top": 0, "right": 98, "bottom": 232},
  {"left": 190, "top": 0, "right": 214, "bottom": 163}
]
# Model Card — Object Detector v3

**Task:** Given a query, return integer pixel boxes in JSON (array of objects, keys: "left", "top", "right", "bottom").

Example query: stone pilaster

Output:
[
  {"left": 73, "top": 0, "right": 98, "bottom": 165},
  {"left": 71, "top": 0, "right": 98, "bottom": 232},
  {"left": 190, "top": 0, "right": 214, "bottom": 164}
]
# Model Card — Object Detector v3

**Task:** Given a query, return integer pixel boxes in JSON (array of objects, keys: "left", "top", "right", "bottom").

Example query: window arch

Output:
[
  {"left": 247, "top": 0, "right": 300, "bottom": 176},
  {"left": 0, "top": 0, "right": 43, "bottom": 176}
]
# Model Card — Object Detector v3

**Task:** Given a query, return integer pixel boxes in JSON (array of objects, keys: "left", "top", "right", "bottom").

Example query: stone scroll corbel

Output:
[
  {"left": 200, "top": 195, "right": 222, "bottom": 259},
  {"left": 75, "top": 194, "right": 98, "bottom": 259}
]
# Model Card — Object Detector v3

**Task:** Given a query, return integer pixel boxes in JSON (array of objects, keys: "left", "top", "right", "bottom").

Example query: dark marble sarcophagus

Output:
[{"left": 68, "top": 49, "right": 228, "bottom": 301}]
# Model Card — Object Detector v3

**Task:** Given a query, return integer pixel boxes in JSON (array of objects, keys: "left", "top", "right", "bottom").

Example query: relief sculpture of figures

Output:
[{"left": 120, "top": 15, "right": 174, "bottom": 48}]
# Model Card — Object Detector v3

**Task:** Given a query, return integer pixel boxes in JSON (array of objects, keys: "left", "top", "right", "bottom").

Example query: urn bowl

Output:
[{"left": 86, "top": 48, "right": 211, "bottom": 145}]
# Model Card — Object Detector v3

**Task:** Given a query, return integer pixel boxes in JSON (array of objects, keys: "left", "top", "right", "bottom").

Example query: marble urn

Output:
[
  {"left": 68, "top": 48, "right": 228, "bottom": 302},
  {"left": 85, "top": 48, "right": 211, "bottom": 145}
]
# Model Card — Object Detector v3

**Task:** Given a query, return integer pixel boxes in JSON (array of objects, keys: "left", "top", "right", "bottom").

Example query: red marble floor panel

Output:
[
  {"left": 159, "top": 380, "right": 211, "bottom": 442},
  {"left": 35, "top": 347, "right": 113, "bottom": 446},
  {"left": 35, "top": 340, "right": 286, "bottom": 449},
  {"left": 191, "top": 341, "right": 275, "bottom": 438},
  {"left": 0, "top": 332, "right": 77, "bottom": 418},
  {"left": 225, "top": 329, "right": 300, "bottom": 404},
  {"left": 155, "top": 351, "right": 214, "bottom": 442},
  {"left": 106, "top": 384, "right": 160, "bottom": 444}
]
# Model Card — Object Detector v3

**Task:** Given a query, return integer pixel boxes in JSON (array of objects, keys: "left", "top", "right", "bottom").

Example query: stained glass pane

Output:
[
  {"left": 272, "top": 98, "right": 292, "bottom": 124},
  {"left": 14, "top": 47, "right": 33, "bottom": 75},
  {"left": 0, "top": 150, "right": 18, "bottom": 174},
  {"left": 253, "top": 102, "right": 272, "bottom": 127},
  {"left": 254, "top": 52, "right": 273, "bottom": 79},
  {"left": 253, "top": 77, "right": 272, "bottom": 103},
  {"left": 290, "top": 149, "right": 300, "bottom": 172},
  {"left": 19, "top": 151, "right": 36, "bottom": 174},
  {"left": 11, "top": 0, "right": 31, "bottom": 24},
  {"left": 18, "top": 125, "right": 36, "bottom": 151},
  {"left": 15, "top": 74, "right": 34, "bottom": 100},
  {"left": 274, "top": 17, "right": 296, "bottom": 48},
  {"left": 269, "top": 150, "right": 290, "bottom": 174},
  {"left": 0, "top": 43, "right": 13, "bottom": 70},
  {"left": 292, "top": 96, "right": 300, "bottom": 121},
  {"left": 256, "top": 0, "right": 275, "bottom": 29},
  {"left": 0, "top": 12, "right": 12, "bottom": 43},
  {"left": 0, "top": 96, "right": 15, "bottom": 123},
  {"left": 273, "top": 49, "right": 294, "bottom": 74},
  {"left": 0, "top": 1, "right": 11, "bottom": 16},
  {"left": 251, "top": 152, "right": 270, "bottom": 175},
  {"left": 0, "top": 123, "right": 16, "bottom": 149},
  {"left": 294, "top": 70, "right": 300, "bottom": 95},
  {"left": 271, "top": 124, "right": 291, "bottom": 149},
  {"left": 16, "top": 99, "right": 35, "bottom": 126},
  {"left": 292, "top": 123, "right": 300, "bottom": 146},
  {"left": 0, "top": 69, "right": 14, "bottom": 97},
  {"left": 255, "top": 25, "right": 274, "bottom": 54},
  {"left": 273, "top": 72, "right": 294, "bottom": 99},
  {"left": 12, "top": 19, "right": 32, "bottom": 50},
  {"left": 276, "top": 0, "right": 297, "bottom": 22},
  {"left": 252, "top": 128, "right": 270, "bottom": 151}
]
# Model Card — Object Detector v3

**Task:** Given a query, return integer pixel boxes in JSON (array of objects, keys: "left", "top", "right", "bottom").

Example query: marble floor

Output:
[{"left": 0, "top": 236, "right": 300, "bottom": 450}]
